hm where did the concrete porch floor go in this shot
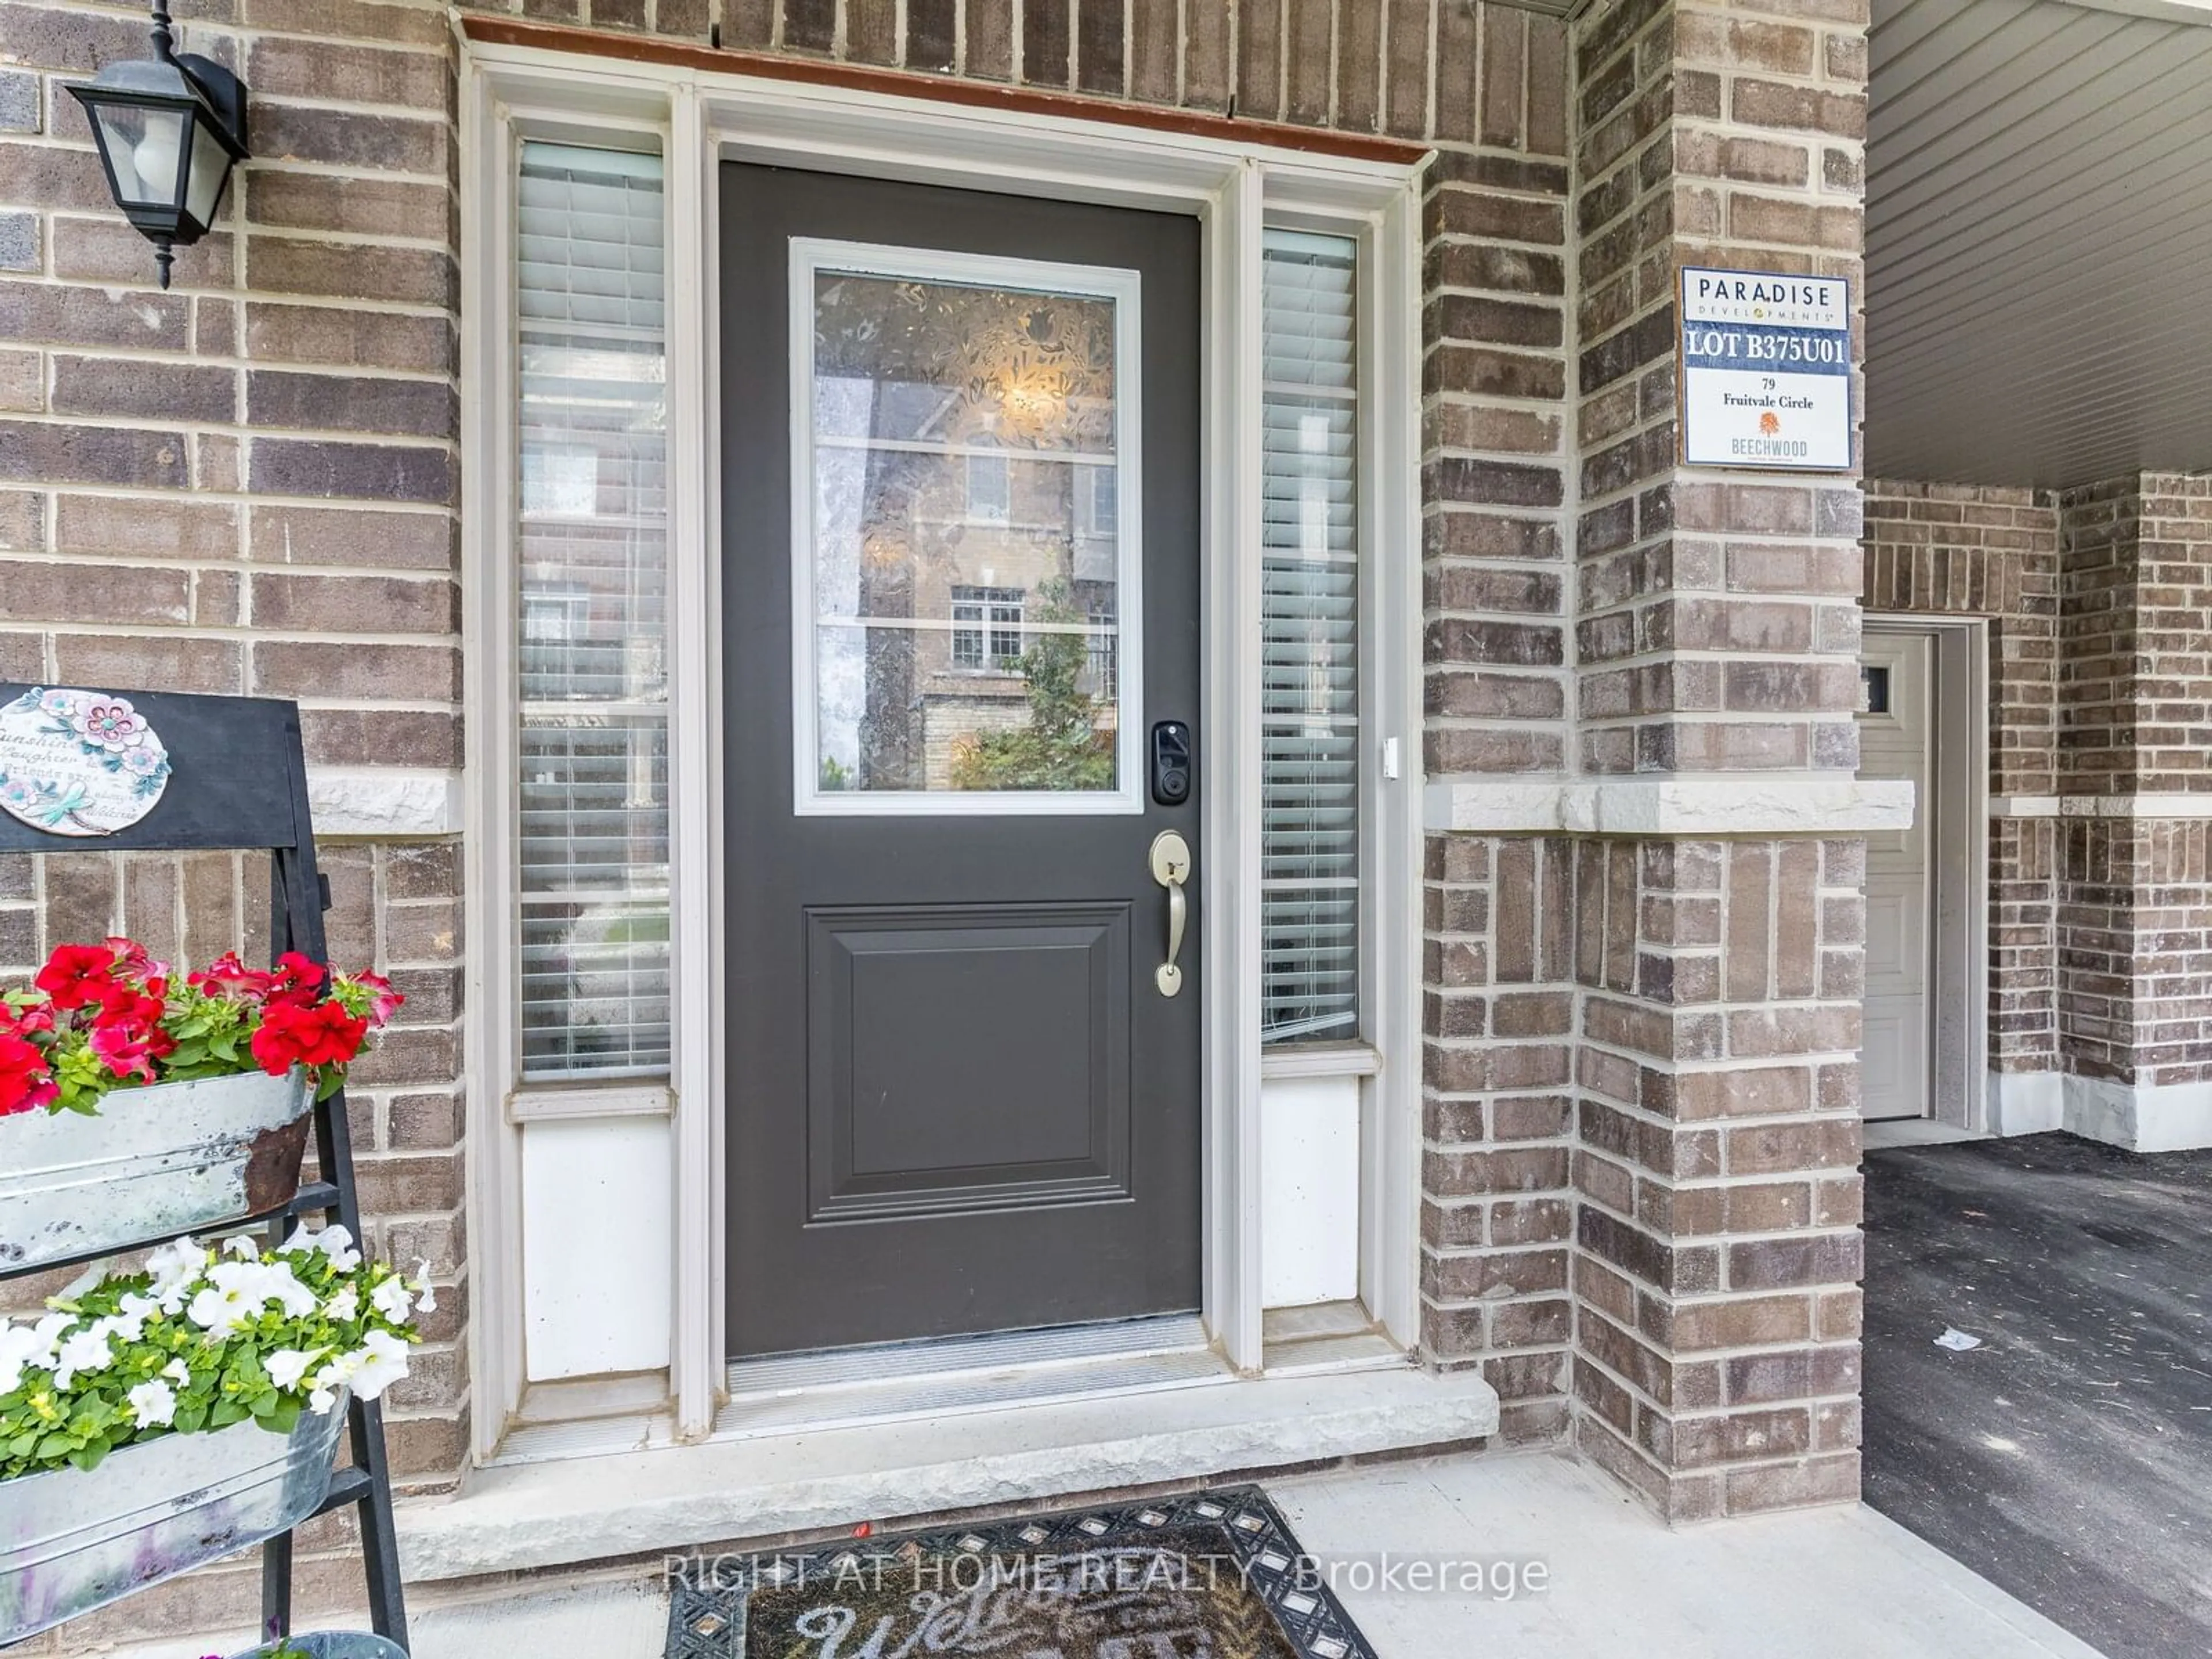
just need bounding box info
[103,1452,2099,1659]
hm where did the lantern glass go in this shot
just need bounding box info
[183,113,229,225]
[89,104,190,209]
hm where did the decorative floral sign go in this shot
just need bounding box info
[0,687,171,838]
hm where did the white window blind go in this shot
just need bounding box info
[1260,230,1361,1046]
[515,143,671,1081]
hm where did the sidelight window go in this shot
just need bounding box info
[513,142,672,1081]
[1259,229,1361,1046]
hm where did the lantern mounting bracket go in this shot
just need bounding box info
[173,56,248,156]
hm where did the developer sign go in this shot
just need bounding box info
[1679,267,1852,471]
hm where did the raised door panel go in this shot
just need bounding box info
[805,904,1132,1221]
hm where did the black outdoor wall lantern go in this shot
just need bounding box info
[65,1,249,289]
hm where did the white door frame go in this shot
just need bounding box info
[1861,613,1989,1130]
[461,40,1429,1455]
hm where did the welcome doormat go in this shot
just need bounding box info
[665,1486,1378,1659]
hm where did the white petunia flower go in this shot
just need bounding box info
[187,1282,256,1335]
[242,1260,320,1319]
[222,1234,262,1260]
[0,1320,51,1396]
[52,1327,115,1389]
[93,1308,144,1345]
[31,1311,71,1357]
[264,1348,320,1391]
[162,1358,191,1385]
[369,1278,414,1324]
[282,1222,361,1273]
[308,1358,351,1415]
[340,1329,411,1402]
[126,1378,177,1427]
[147,1239,211,1311]
[413,1262,438,1315]
[194,1259,320,1326]
[324,1287,359,1323]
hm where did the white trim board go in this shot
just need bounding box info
[1425,775,1916,836]
[461,39,1432,1459]
[1986,1070,2212,1152]
[2057,0,2212,25]
[1861,614,1989,1134]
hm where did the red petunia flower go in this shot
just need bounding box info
[346,971,405,1028]
[250,999,369,1075]
[89,1022,164,1084]
[264,952,327,1010]
[97,980,169,1039]
[103,936,166,980]
[190,951,276,1003]
[0,1000,53,1039]
[35,942,118,1012]
[0,1032,55,1116]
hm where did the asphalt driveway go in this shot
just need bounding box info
[1862,1132,2212,1657]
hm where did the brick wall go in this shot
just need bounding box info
[1862,480,2058,795]
[2055,475,2212,799]
[2055,818,2212,1089]
[1865,472,2212,1104]
[0,0,461,1643]
[1410,6,1583,1448]
[1422,834,1577,1444]
[0,0,465,1467]
[2057,476,2143,799]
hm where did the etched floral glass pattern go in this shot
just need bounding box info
[808,265,1127,798]
[514,144,670,1080]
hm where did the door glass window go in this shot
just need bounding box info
[794,241,1143,813]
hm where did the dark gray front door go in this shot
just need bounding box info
[721,163,1203,1358]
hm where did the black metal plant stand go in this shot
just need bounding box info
[0,685,408,1650]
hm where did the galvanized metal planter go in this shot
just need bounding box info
[0,1395,347,1644]
[0,1066,312,1271]
[233,1634,409,1658]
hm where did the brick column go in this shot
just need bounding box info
[2051,475,2212,1145]
[1565,0,1871,1518]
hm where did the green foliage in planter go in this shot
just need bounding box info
[0,1229,429,1480]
